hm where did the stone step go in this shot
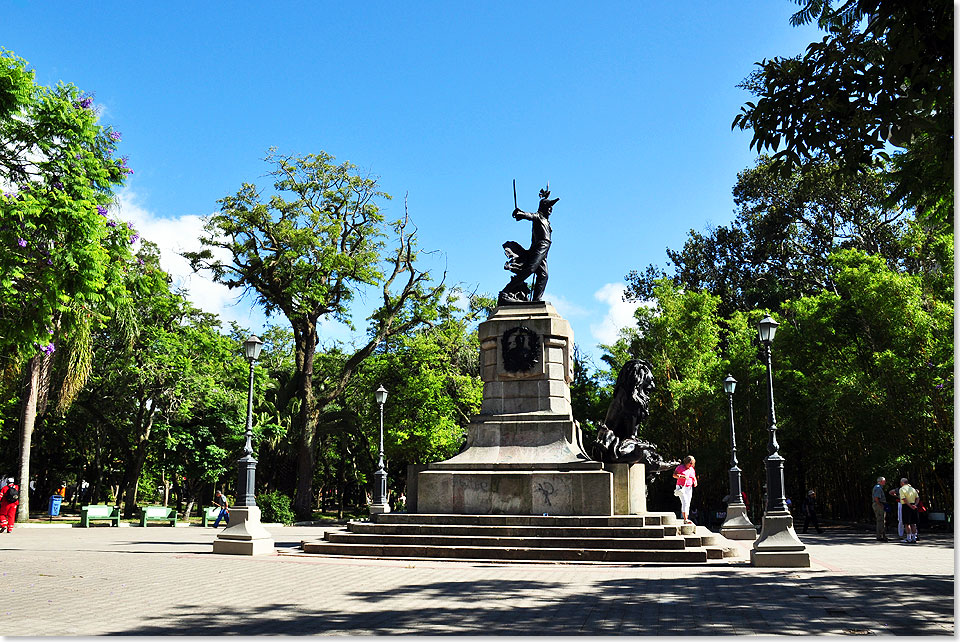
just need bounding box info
[326,531,691,550]
[372,513,678,527]
[300,541,710,563]
[348,522,680,538]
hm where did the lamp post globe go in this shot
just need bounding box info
[371,385,390,514]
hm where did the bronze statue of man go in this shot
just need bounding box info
[499,185,559,305]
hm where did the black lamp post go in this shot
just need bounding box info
[757,315,788,514]
[750,314,808,566]
[720,373,756,540]
[237,334,263,507]
[723,374,744,504]
[371,385,390,514]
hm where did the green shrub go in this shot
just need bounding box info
[256,490,295,525]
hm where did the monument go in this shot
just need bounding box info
[416,185,651,515]
[301,183,737,563]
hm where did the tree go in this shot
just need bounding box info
[0,50,135,518]
[63,242,251,517]
[626,156,907,317]
[603,281,731,507]
[732,0,953,228]
[334,291,487,507]
[777,249,954,515]
[185,150,445,518]
[569,346,611,446]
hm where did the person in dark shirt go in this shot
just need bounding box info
[801,489,823,534]
[212,491,230,528]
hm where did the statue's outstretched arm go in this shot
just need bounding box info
[513,208,534,221]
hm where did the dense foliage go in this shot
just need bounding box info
[732,0,953,229]
[0,50,138,518]
[610,0,953,521]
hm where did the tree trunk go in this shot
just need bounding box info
[119,397,156,518]
[17,353,53,521]
[292,321,318,520]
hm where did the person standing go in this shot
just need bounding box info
[0,478,20,533]
[212,490,230,528]
[802,489,823,534]
[673,455,698,524]
[872,477,888,541]
[888,486,904,538]
[898,478,920,543]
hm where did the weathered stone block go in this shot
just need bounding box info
[608,463,647,514]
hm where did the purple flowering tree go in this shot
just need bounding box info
[0,50,137,519]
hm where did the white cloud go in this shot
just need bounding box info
[113,188,264,331]
[589,283,649,346]
[550,293,590,319]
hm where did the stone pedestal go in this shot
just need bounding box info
[750,511,809,567]
[720,502,758,540]
[212,506,276,556]
[416,301,616,515]
[609,463,647,515]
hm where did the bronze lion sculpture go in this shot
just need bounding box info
[593,359,677,473]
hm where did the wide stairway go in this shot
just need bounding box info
[300,512,739,563]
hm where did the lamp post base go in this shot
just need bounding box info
[212,506,275,556]
[369,502,391,515]
[750,510,809,567]
[720,502,757,540]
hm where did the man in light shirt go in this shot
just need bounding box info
[898,478,920,543]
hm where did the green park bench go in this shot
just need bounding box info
[79,504,121,527]
[138,505,178,527]
[201,506,226,527]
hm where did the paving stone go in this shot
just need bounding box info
[0,526,952,635]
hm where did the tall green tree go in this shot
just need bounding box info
[776,249,954,514]
[625,156,906,317]
[185,150,445,518]
[732,0,953,228]
[0,50,135,518]
[603,280,742,510]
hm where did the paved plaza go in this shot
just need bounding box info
[1,524,954,635]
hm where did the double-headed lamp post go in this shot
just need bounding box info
[719,374,756,540]
[751,315,808,566]
[370,385,391,515]
[238,334,263,507]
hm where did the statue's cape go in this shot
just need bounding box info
[502,241,527,273]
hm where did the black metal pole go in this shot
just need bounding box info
[727,390,743,504]
[762,343,788,513]
[373,400,387,506]
[237,357,257,507]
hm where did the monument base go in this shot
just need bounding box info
[414,303,660,517]
[417,466,612,515]
[750,511,809,567]
[369,502,391,515]
[212,506,275,556]
[720,503,757,540]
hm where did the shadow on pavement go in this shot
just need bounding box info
[108,572,954,636]
[797,530,954,549]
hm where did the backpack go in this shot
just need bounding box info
[4,486,18,502]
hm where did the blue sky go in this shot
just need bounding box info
[4,2,822,363]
